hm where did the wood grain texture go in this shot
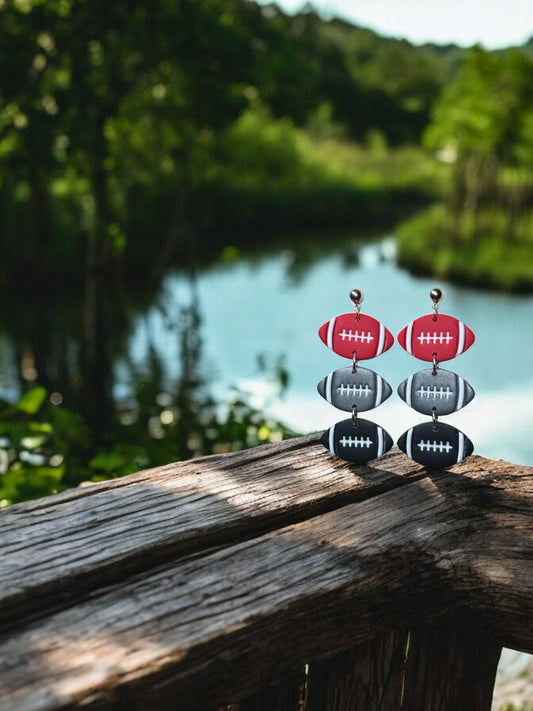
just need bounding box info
[0,436,425,625]
[306,629,409,711]
[0,437,531,711]
[239,671,305,711]
[401,625,502,711]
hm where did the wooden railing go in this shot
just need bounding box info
[0,434,531,711]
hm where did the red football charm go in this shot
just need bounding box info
[397,313,475,362]
[318,313,394,360]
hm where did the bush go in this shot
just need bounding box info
[397,204,533,292]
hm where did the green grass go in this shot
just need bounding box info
[397,204,533,293]
[220,104,448,196]
[201,103,447,235]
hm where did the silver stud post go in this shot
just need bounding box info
[349,288,364,321]
[430,287,444,321]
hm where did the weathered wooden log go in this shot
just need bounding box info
[0,437,531,711]
[0,434,425,627]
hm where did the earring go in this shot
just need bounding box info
[317,288,394,464]
[396,287,476,467]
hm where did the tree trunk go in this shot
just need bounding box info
[80,119,114,434]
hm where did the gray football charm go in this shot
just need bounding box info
[321,418,393,464]
[397,368,475,416]
[317,366,392,412]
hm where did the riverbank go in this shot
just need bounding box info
[1,132,443,295]
[396,204,533,293]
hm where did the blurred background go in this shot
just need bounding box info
[3,0,533,502]
[1,0,533,705]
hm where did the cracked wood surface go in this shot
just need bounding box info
[0,436,531,710]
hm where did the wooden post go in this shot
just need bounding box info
[306,629,409,711]
[401,625,502,711]
[238,671,306,711]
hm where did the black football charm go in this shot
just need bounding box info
[397,368,475,416]
[317,366,392,412]
[321,418,393,464]
[398,421,474,468]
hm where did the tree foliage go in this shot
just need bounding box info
[0,0,456,273]
[425,47,533,234]
[397,46,533,291]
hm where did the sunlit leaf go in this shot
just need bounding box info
[17,387,47,415]
[20,435,46,449]
[89,451,128,472]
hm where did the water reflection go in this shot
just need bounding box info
[0,284,145,413]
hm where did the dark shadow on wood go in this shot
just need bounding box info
[239,669,306,711]
[306,629,409,711]
[402,624,501,711]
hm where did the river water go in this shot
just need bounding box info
[128,234,533,466]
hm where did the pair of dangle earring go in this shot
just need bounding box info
[318,288,475,468]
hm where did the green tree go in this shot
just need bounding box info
[425,47,533,239]
[0,0,265,435]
